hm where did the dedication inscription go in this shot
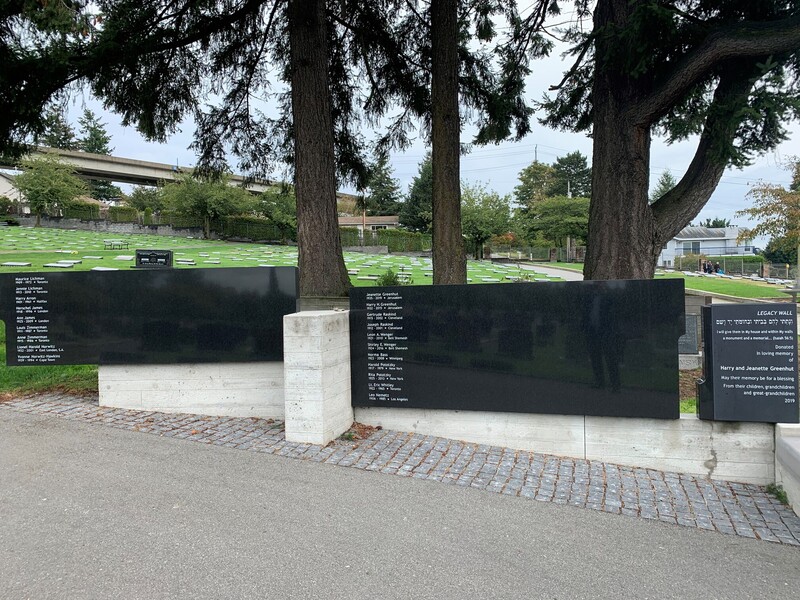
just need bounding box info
[698,304,799,423]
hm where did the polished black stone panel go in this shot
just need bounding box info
[0,267,298,365]
[698,304,799,423]
[350,279,685,419]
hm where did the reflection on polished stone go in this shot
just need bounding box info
[0,267,298,365]
[350,280,684,419]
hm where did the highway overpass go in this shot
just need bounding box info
[0,147,276,193]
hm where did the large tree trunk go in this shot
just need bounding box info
[583,0,659,280]
[430,0,466,285]
[584,0,762,280]
[584,112,660,280]
[289,0,351,297]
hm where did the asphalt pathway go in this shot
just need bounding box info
[1,400,799,599]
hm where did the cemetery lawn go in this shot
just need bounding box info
[0,323,97,397]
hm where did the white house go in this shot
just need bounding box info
[338,215,400,233]
[0,172,22,203]
[659,226,755,267]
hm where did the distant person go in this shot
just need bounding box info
[714,262,721,274]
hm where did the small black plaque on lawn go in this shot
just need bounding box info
[697,304,799,423]
[349,279,685,420]
[135,249,173,268]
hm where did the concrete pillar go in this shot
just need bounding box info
[283,310,353,444]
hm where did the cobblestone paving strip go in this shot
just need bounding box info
[3,393,800,546]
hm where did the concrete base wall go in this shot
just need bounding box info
[776,424,800,516]
[98,363,284,419]
[354,407,775,485]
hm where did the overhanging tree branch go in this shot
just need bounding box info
[651,62,762,241]
[632,14,800,126]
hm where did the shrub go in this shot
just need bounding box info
[376,269,401,286]
[215,215,283,241]
[0,196,12,215]
[339,227,363,247]
[376,229,432,252]
[63,200,100,220]
[108,205,139,223]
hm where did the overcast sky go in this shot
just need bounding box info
[59,17,799,242]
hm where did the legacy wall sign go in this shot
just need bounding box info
[350,279,685,419]
[697,304,799,423]
[0,267,298,365]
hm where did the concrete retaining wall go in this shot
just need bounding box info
[354,407,775,485]
[98,362,284,419]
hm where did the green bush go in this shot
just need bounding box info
[108,205,139,223]
[215,215,283,241]
[63,200,100,220]
[159,210,203,229]
[376,229,432,252]
[143,207,153,225]
[0,196,12,215]
[376,269,401,286]
[339,227,363,247]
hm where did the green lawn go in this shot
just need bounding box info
[0,226,570,286]
[544,261,789,299]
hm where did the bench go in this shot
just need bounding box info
[104,240,130,250]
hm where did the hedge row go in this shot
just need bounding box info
[108,205,139,223]
[215,215,284,241]
[63,201,101,220]
[340,227,432,252]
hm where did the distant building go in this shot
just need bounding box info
[659,226,755,267]
[338,215,400,233]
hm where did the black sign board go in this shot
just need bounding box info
[350,279,685,420]
[0,267,298,365]
[135,249,173,268]
[698,304,799,423]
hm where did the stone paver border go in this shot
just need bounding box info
[2,393,799,546]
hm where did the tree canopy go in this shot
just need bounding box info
[13,155,88,226]
[460,183,511,259]
[522,0,800,279]
[736,158,800,258]
[365,154,402,217]
[161,174,254,239]
[400,154,433,233]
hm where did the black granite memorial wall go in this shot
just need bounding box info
[349,279,685,419]
[0,267,298,365]
[697,304,799,423]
